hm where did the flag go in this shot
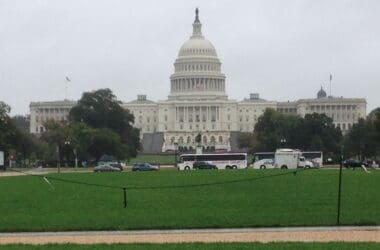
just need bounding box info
[329,74,332,81]
[65,76,71,82]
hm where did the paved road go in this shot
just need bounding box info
[0,226,379,244]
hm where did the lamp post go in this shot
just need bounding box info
[280,138,287,147]
[64,140,70,167]
[64,140,78,168]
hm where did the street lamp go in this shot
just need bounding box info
[64,140,70,167]
[64,140,78,169]
[280,138,287,147]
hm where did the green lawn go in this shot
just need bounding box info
[127,154,176,165]
[1,243,379,250]
[0,169,379,231]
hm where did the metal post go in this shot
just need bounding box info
[174,143,178,169]
[123,188,127,208]
[57,145,61,173]
[74,148,78,169]
[337,146,343,225]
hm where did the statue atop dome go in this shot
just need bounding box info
[195,8,199,22]
[192,8,202,37]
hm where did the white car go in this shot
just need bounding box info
[253,159,275,169]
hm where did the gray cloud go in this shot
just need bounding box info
[1,0,379,115]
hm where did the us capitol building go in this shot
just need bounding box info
[29,9,367,153]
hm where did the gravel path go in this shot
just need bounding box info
[0,226,379,245]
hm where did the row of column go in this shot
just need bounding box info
[175,106,220,123]
[171,78,225,92]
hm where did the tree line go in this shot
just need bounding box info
[1,89,380,167]
[238,108,380,162]
[0,89,140,167]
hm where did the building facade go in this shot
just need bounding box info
[29,9,367,151]
[277,87,366,133]
[29,100,76,134]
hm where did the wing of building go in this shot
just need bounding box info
[29,9,367,153]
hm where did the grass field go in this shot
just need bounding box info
[1,243,379,250]
[0,169,379,231]
[126,154,176,165]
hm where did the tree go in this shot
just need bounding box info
[11,115,30,133]
[247,109,342,159]
[0,102,42,166]
[344,108,380,160]
[237,132,257,153]
[69,88,139,158]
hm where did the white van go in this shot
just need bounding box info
[274,149,313,169]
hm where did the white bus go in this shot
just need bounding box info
[178,153,247,170]
[302,151,323,167]
[252,152,275,163]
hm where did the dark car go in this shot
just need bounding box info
[343,159,368,169]
[94,165,121,172]
[132,163,160,171]
[193,161,217,170]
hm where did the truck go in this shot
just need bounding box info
[274,148,314,169]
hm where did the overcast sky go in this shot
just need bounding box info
[1,0,379,115]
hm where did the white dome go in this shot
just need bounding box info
[169,8,227,101]
[178,37,217,57]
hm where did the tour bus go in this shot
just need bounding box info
[252,152,275,163]
[178,153,247,170]
[302,151,323,167]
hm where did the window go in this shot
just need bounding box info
[210,136,216,143]
[164,115,167,122]
[218,136,223,143]
[203,136,208,143]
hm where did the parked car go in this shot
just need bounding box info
[94,164,121,172]
[132,163,160,171]
[97,161,124,171]
[343,159,368,169]
[193,161,217,170]
[253,159,275,169]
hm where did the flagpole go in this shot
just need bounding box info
[65,79,68,100]
[329,74,332,97]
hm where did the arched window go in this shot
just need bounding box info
[179,136,184,144]
[210,136,216,143]
[203,136,208,143]
[187,136,191,144]
[219,136,223,143]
